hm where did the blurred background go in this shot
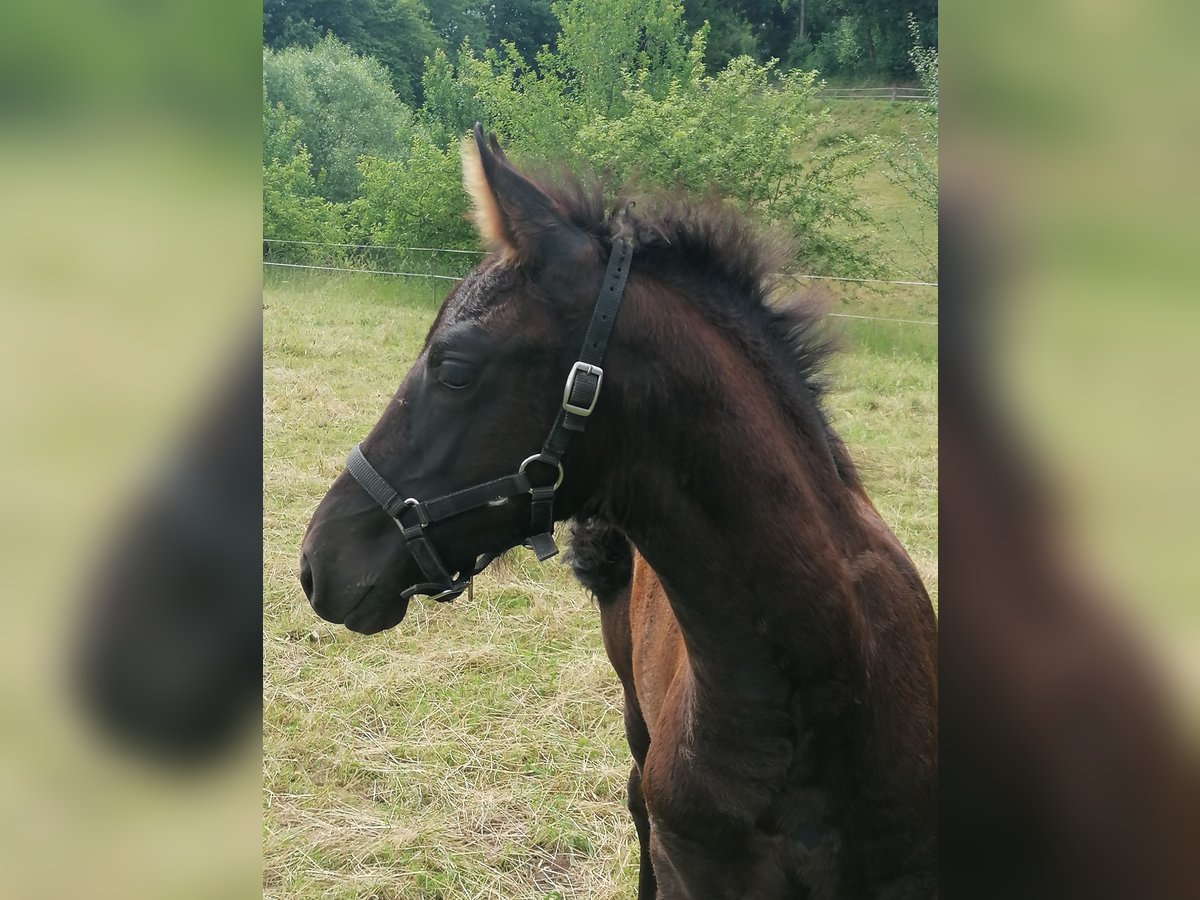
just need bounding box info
[0,0,1196,896]
[0,1,261,897]
[950,0,1200,695]
[944,2,1200,896]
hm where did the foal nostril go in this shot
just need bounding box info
[299,553,315,604]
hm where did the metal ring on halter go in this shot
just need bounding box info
[518,454,564,490]
[400,497,430,527]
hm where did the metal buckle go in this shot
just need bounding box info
[518,454,564,490]
[562,361,603,417]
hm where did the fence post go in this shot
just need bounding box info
[891,86,897,101]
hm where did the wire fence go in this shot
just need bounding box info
[818,86,931,101]
[263,239,938,327]
[263,260,463,281]
[265,238,485,255]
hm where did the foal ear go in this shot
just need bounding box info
[461,123,593,276]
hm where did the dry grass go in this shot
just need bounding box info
[263,266,937,898]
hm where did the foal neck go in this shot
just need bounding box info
[603,286,877,691]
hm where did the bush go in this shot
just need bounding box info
[263,150,347,261]
[351,136,478,252]
[829,16,863,75]
[577,50,878,276]
[263,0,441,103]
[869,15,938,275]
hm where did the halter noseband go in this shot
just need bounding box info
[344,235,634,603]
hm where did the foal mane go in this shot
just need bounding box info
[524,166,860,488]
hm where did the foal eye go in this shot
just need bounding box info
[435,359,475,390]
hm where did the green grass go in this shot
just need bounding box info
[263,262,936,898]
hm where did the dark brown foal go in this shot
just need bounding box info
[303,127,937,898]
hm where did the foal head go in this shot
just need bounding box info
[300,127,617,633]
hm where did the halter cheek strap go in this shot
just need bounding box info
[344,236,634,602]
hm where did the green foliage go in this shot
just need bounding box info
[909,15,939,116]
[350,136,477,250]
[452,43,583,159]
[262,0,441,103]
[829,16,863,73]
[424,0,490,53]
[681,0,759,73]
[263,88,303,167]
[550,0,691,117]
[419,47,484,148]
[578,52,879,276]
[263,149,346,260]
[791,14,863,80]
[263,86,346,259]
[784,0,938,81]
[263,36,418,202]
[260,2,939,279]
[874,17,937,212]
[422,16,883,276]
[482,0,559,68]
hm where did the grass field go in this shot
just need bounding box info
[263,243,936,897]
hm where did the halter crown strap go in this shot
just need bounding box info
[344,235,634,600]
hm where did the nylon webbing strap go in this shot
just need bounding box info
[421,474,525,522]
[527,485,557,560]
[543,236,633,457]
[579,236,632,367]
[402,529,454,587]
[346,444,406,517]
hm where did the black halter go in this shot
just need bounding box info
[344,236,634,603]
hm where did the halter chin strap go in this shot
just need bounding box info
[344,235,634,602]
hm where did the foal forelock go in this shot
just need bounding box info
[432,259,511,331]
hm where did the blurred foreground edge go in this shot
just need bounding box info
[72,325,263,764]
[939,194,1200,900]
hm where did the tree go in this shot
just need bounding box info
[681,0,760,73]
[420,47,485,148]
[871,15,937,275]
[424,0,490,54]
[263,37,418,202]
[484,0,559,67]
[262,89,345,258]
[550,0,693,117]
[262,0,441,103]
[785,0,938,80]
[453,42,584,161]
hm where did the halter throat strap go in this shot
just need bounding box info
[344,235,634,601]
